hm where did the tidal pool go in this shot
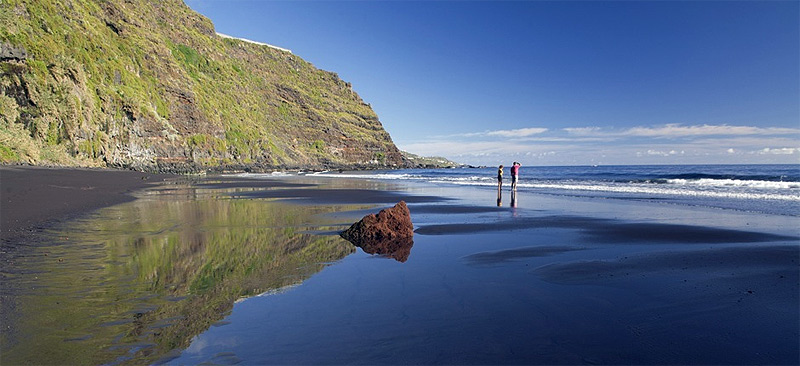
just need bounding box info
[0,180,364,365]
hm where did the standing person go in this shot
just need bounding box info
[497,165,504,206]
[497,165,504,190]
[511,162,521,191]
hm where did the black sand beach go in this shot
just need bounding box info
[0,166,173,242]
[1,169,797,365]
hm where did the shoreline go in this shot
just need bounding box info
[0,166,175,243]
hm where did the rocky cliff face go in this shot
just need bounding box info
[0,0,407,172]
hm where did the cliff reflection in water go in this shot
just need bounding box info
[1,184,357,365]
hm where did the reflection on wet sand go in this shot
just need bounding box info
[352,237,414,262]
[464,245,585,265]
[0,183,357,365]
[494,189,517,208]
[510,190,518,208]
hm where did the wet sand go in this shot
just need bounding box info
[173,175,798,365]
[1,171,797,364]
[414,214,797,243]
[0,166,173,242]
[1,166,176,351]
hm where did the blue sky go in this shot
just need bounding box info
[185,0,799,166]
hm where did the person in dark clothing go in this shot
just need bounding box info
[497,165,504,206]
[497,165,504,189]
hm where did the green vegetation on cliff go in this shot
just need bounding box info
[0,0,406,171]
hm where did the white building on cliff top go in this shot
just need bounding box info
[216,33,292,53]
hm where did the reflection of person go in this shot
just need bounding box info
[510,162,521,191]
[497,165,504,190]
[511,189,517,208]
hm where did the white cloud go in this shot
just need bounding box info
[515,136,615,143]
[757,147,799,155]
[639,149,684,157]
[623,124,800,137]
[399,141,513,156]
[562,124,800,138]
[563,127,602,136]
[485,127,548,137]
[398,123,800,165]
[436,127,549,139]
[691,136,800,147]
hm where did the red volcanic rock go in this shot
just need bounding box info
[341,201,413,242]
[340,201,414,262]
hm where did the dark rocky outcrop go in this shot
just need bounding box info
[340,201,414,262]
[0,43,27,61]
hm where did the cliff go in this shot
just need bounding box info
[0,0,407,172]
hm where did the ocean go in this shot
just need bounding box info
[301,164,800,217]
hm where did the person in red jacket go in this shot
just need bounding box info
[510,162,520,191]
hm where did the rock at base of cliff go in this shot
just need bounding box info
[340,201,414,262]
